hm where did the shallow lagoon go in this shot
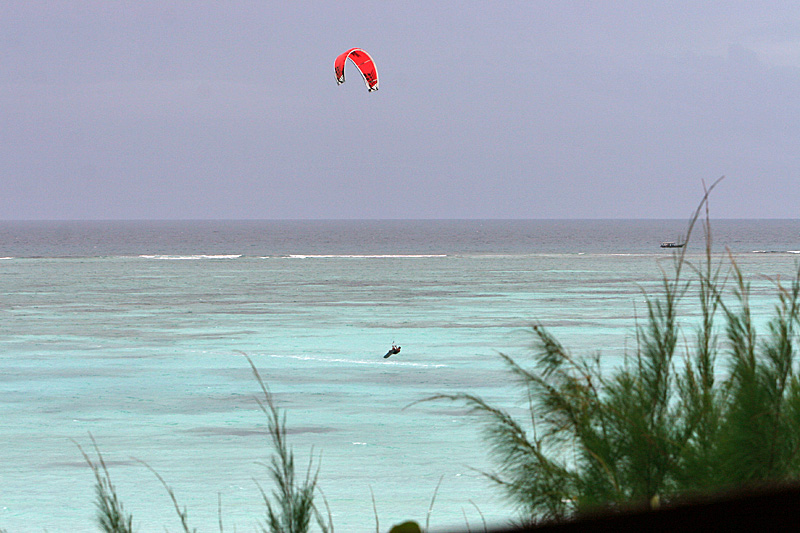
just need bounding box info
[1,220,799,531]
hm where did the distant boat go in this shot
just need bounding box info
[660,241,685,248]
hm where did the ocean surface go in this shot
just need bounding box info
[2,219,800,532]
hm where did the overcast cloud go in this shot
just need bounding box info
[2,1,799,219]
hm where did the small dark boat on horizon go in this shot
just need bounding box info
[660,241,685,248]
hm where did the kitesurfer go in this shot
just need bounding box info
[384,344,401,359]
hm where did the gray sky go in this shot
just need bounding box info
[2,1,799,220]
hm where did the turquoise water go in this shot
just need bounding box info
[1,220,799,531]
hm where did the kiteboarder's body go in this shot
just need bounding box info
[384,344,401,359]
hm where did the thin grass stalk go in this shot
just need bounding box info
[138,460,196,533]
[468,500,488,533]
[218,493,224,533]
[425,476,444,532]
[370,486,380,533]
[314,486,334,533]
[247,356,331,533]
[76,435,134,533]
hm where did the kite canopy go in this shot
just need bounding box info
[334,48,379,92]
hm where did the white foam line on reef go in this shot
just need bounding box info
[751,250,800,254]
[139,254,243,260]
[281,254,447,259]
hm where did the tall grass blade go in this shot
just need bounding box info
[76,435,134,533]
